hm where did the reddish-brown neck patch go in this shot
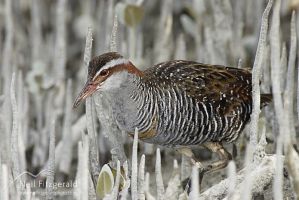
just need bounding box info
[110,62,144,77]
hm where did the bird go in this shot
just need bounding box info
[73,52,271,175]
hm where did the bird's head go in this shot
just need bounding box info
[73,52,142,108]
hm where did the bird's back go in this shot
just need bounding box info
[135,60,269,146]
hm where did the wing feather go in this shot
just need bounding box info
[142,60,252,116]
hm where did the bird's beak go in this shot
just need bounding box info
[73,81,97,108]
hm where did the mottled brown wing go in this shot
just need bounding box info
[142,60,252,116]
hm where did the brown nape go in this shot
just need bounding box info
[109,62,144,77]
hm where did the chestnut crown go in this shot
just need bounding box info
[87,52,124,80]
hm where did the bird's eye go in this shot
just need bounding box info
[99,69,109,76]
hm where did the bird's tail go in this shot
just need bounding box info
[261,94,272,108]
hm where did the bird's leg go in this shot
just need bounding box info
[202,142,232,174]
[176,147,205,169]
[232,143,238,159]
[177,143,232,188]
[176,147,205,192]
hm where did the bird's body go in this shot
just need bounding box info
[109,60,254,147]
[74,52,271,174]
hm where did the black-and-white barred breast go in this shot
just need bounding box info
[134,60,270,147]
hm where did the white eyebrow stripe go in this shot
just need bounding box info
[93,58,129,80]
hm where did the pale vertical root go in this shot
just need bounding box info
[1,0,13,164]
[204,27,216,64]
[86,95,100,186]
[285,146,299,199]
[59,79,73,174]
[144,172,150,195]
[189,166,199,199]
[110,15,118,52]
[95,0,109,53]
[174,34,186,60]
[2,1,13,156]
[74,141,83,199]
[78,26,93,82]
[241,122,266,200]
[10,73,23,194]
[270,0,285,129]
[144,172,155,200]
[84,27,101,189]
[17,72,26,175]
[86,96,100,187]
[84,27,93,67]
[111,160,121,200]
[232,0,245,63]
[284,13,299,199]
[164,160,181,199]
[25,183,32,200]
[82,135,90,200]
[53,0,66,81]
[180,154,192,182]
[31,0,42,61]
[138,154,146,200]
[120,161,129,200]
[154,0,173,63]
[209,0,234,65]
[41,114,87,173]
[285,11,297,146]
[156,148,165,200]
[280,43,287,91]
[250,0,273,145]
[145,172,156,200]
[226,161,237,199]
[298,27,299,130]
[106,0,114,50]
[145,172,155,200]
[2,165,9,200]
[0,155,1,197]
[198,155,281,200]
[46,119,56,200]
[93,9,127,167]
[131,128,139,200]
[237,58,243,68]
[270,0,292,199]
[192,0,205,61]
